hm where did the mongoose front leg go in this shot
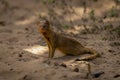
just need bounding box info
[46,39,55,58]
[44,37,54,58]
[49,47,55,58]
[48,45,51,58]
[45,40,51,58]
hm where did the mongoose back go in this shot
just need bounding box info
[37,20,99,60]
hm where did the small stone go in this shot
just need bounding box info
[34,70,38,73]
[113,53,117,55]
[0,21,6,26]
[10,68,13,71]
[19,54,22,57]
[60,63,67,68]
[21,52,24,54]
[27,44,30,46]
[7,63,10,66]
[114,74,120,78]
[75,58,81,61]
[101,52,104,55]
[92,71,104,78]
[23,75,28,80]
[25,28,29,31]
[73,68,79,72]
[0,41,3,43]
[108,50,115,53]
[54,62,59,66]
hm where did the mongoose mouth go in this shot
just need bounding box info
[39,28,48,34]
[39,29,46,33]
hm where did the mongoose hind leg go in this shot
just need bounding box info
[78,48,100,61]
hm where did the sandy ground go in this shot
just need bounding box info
[0,0,120,80]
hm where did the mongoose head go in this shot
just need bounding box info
[37,20,50,33]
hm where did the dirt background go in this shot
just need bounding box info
[0,0,120,80]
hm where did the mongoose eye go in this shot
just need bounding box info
[43,25,46,28]
[43,25,48,29]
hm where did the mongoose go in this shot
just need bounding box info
[37,20,99,60]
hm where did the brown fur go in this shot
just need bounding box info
[37,20,100,60]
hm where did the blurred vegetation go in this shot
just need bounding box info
[109,7,118,17]
[112,27,120,35]
[63,24,71,29]
[42,0,55,4]
[89,9,95,21]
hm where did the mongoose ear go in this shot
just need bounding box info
[45,20,49,26]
